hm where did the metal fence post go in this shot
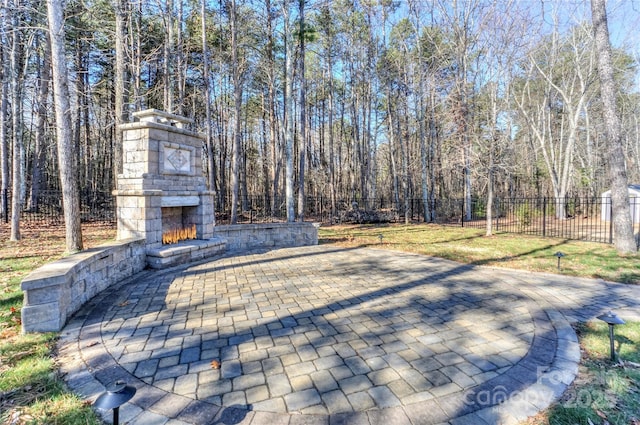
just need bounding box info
[461,199,464,228]
[542,197,547,237]
[609,198,614,244]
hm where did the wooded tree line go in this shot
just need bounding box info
[2,0,640,244]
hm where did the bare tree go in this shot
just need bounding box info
[229,0,244,223]
[0,1,8,222]
[262,0,281,217]
[113,0,128,180]
[407,0,430,223]
[9,0,24,241]
[283,2,295,222]
[202,0,217,207]
[29,33,51,212]
[438,0,480,221]
[476,0,523,236]
[591,0,637,253]
[296,0,306,222]
[47,0,83,252]
[514,22,595,219]
[316,4,337,220]
[163,0,174,112]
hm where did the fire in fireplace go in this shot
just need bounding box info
[162,224,197,245]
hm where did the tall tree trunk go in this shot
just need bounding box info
[462,101,472,221]
[386,89,400,213]
[240,105,248,211]
[175,0,184,115]
[260,93,270,210]
[74,31,82,184]
[265,0,280,216]
[229,0,242,223]
[428,92,438,221]
[0,1,8,222]
[201,0,216,225]
[47,0,83,252]
[327,59,336,222]
[297,0,306,222]
[283,5,295,222]
[408,0,429,222]
[29,34,51,212]
[591,0,637,253]
[401,102,410,224]
[10,0,23,241]
[113,0,128,182]
[131,2,142,111]
[417,65,429,223]
[164,0,174,112]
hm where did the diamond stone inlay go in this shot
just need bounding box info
[166,148,190,172]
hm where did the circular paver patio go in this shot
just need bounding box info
[58,245,640,425]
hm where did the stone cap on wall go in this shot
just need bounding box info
[118,110,204,140]
[133,109,193,128]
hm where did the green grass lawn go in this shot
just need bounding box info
[0,224,112,424]
[319,223,640,284]
[1,223,639,423]
[537,321,640,425]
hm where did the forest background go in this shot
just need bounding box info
[3,0,640,242]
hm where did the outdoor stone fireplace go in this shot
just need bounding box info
[20,110,318,331]
[114,109,225,268]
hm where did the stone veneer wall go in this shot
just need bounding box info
[214,222,319,251]
[114,109,214,248]
[21,239,146,333]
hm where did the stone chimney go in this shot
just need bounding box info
[113,109,215,249]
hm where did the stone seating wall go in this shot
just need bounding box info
[21,238,147,333]
[20,223,319,333]
[214,222,319,251]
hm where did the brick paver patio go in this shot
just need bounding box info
[58,246,640,424]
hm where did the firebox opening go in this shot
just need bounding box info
[162,206,197,245]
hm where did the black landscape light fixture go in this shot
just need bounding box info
[94,381,136,425]
[554,251,565,270]
[597,311,625,361]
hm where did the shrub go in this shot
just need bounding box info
[515,202,540,227]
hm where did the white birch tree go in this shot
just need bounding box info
[514,23,596,219]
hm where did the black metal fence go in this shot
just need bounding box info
[456,196,638,245]
[1,189,116,225]
[2,189,637,246]
[194,195,640,246]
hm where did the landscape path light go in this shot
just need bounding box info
[554,251,565,270]
[597,311,625,361]
[94,381,136,425]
